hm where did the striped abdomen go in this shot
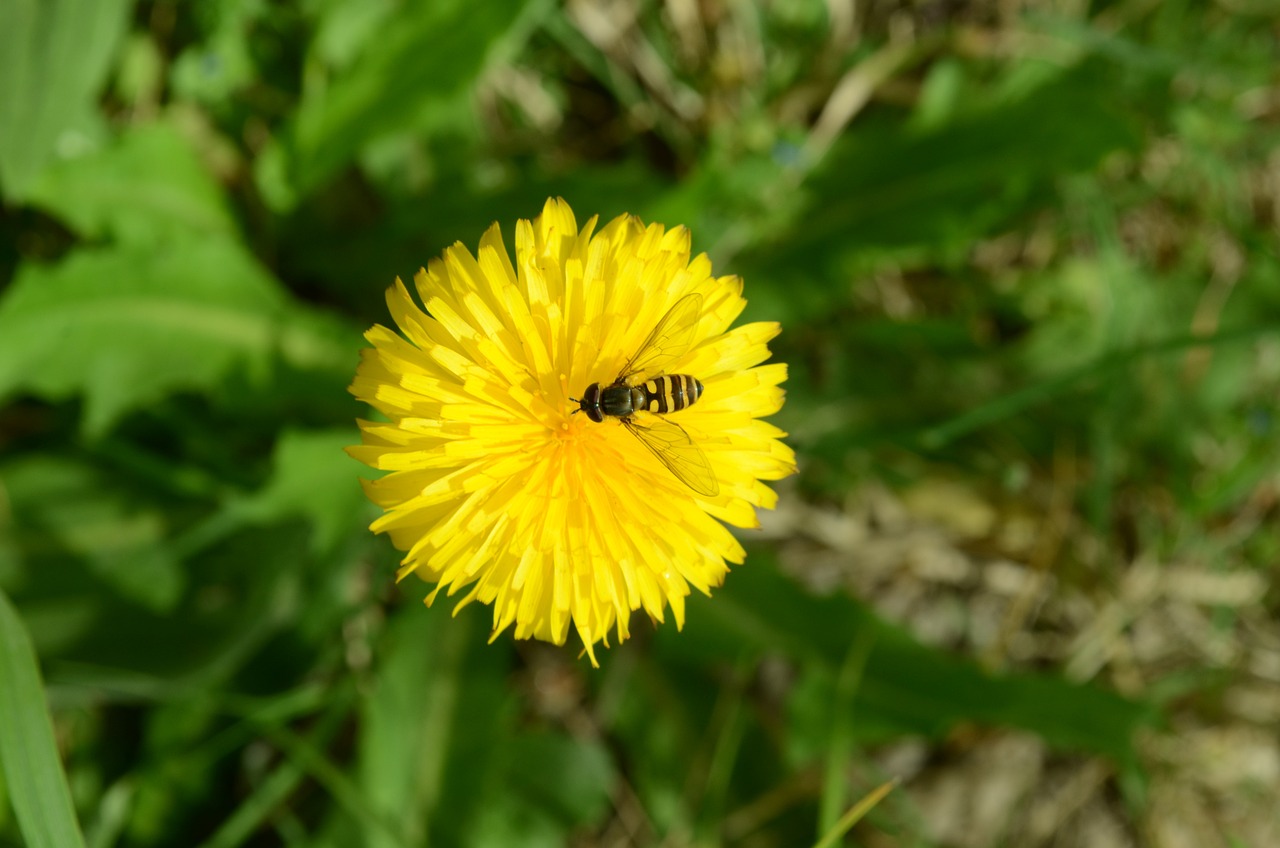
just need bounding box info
[577,374,705,423]
[639,374,703,415]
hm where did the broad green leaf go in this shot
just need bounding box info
[0,239,355,436]
[0,589,87,848]
[26,122,238,244]
[605,657,722,837]
[235,428,369,553]
[661,557,1156,768]
[266,0,537,204]
[310,0,399,68]
[29,523,317,696]
[355,605,512,848]
[501,732,615,827]
[0,772,9,833]
[466,732,617,848]
[469,806,565,848]
[348,603,613,848]
[1,455,183,614]
[0,0,132,200]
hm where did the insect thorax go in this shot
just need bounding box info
[598,382,645,418]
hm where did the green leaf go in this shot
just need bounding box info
[748,60,1141,283]
[355,605,512,848]
[267,0,538,203]
[345,603,613,848]
[310,0,400,68]
[466,732,616,848]
[235,428,369,553]
[167,4,259,107]
[0,239,355,436]
[276,157,672,310]
[502,732,615,826]
[195,687,361,848]
[0,0,132,200]
[0,589,87,848]
[26,121,238,244]
[661,557,1157,768]
[1,455,183,614]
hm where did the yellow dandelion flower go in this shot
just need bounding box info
[348,198,795,663]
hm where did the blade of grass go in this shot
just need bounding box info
[541,8,686,152]
[818,622,876,836]
[1080,192,1131,538]
[85,778,132,848]
[918,323,1274,449]
[810,779,898,848]
[666,559,1155,765]
[693,653,753,845]
[263,721,410,848]
[196,689,360,848]
[355,604,520,848]
[0,589,87,848]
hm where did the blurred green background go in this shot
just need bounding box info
[2,0,1278,845]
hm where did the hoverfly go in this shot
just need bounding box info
[571,293,720,497]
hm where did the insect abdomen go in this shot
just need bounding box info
[642,375,703,414]
[579,374,705,422]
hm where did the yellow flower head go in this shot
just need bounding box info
[348,198,795,663]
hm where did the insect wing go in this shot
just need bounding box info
[623,414,720,497]
[617,293,703,382]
